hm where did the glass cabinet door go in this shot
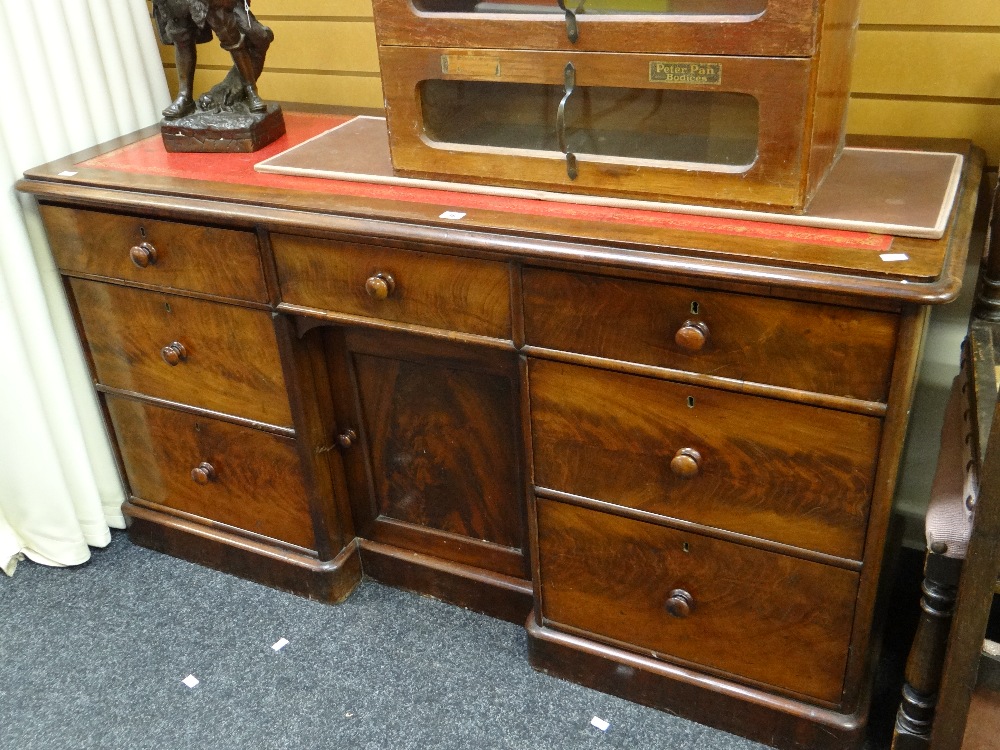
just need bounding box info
[420,79,760,170]
[380,48,814,208]
[372,0,817,56]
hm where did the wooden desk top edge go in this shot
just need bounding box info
[17,123,985,308]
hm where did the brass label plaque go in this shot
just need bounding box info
[441,55,501,77]
[649,61,722,85]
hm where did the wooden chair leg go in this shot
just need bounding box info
[893,553,963,750]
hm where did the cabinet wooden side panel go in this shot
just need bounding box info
[106,396,316,550]
[40,204,269,302]
[805,0,862,200]
[523,268,899,402]
[530,358,881,559]
[536,498,859,704]
[71,279,293,427]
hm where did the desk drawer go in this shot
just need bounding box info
[529,359,880,560]
[537,499,858,703]
[272,234,511,339]
[41,205,267,302]
[373,0,817,57]
[523,268,898,402]
[71,279,292,427]
[380,47,815,209]
[106,396,315,550]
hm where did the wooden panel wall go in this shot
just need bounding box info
[155,0,383,109]
[154,0,999,161]
[853,0,1000,166]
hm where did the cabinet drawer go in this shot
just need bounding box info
[530,359,880,559]
[523,268,898,402]
[40,205,267,302]
[380,47,816,208]
[71,280,292,427]
[537,499,858,703]
[106,396,315,550]
[374,0,817,57]
[272,234,511,339]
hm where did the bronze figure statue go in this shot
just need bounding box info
[153,0,286,152]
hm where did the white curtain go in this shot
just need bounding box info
[0,0,170,575]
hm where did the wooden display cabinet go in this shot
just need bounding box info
[373,0,860,210]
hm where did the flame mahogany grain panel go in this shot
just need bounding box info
[40,204,268,302]
[327,326,528,579]
[70,279,293,427]
[536,498,859,703]
[356,356,521,546]
[522,267,899,402]
[106,395,316,550]
[272,233,512,339]
[529,358,881,559]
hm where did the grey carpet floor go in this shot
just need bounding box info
[0,532,897,750]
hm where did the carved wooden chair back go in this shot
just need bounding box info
[892,183,1000,750]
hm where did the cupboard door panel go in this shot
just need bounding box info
[327,327,528,578]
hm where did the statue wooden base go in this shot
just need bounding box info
[161,103,285,153]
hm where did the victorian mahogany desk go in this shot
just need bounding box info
[17,114,982,750]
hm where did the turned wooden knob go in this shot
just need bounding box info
[191,462,216,485]
[675,320,709,352]
[670,448,701,479]
[160,341,187,366]
[129,242,157,268]
[665,589,694,618]
[365,273,395,300]
[336,428,358,449]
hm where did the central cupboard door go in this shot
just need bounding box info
[325,327,529,580]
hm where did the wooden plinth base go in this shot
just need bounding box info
[527,616,869,750]
[123,502,532,622]
[161,104,285,153]
[124,501,361,603]
[358,538,534,624]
